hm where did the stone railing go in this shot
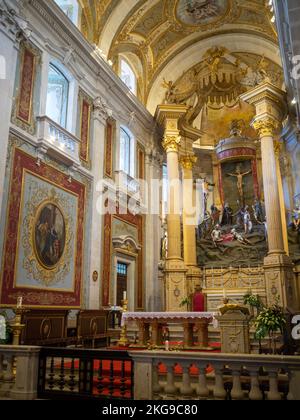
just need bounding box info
[130,351,300,400]
[37,116,81,166]
[0,345,40,400]
[115,170,141,196]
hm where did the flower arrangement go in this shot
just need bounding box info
[243,293,286,353]
[253,300,286,354]
[243,292,263,310]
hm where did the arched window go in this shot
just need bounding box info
[54,0,80,26]
[46,63,69,128]
[120,127,132,175]
[120,59,137,95]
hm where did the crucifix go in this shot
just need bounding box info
[227,165,252,202]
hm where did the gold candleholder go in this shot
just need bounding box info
[118,299,129,347]
[10,307,26,346]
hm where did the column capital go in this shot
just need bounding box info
[240,81,287,123]
[93,97,113,124]
[180,154,197,170]
[252,117,280,138]
[162,135,181,153]
[0,1,31,42]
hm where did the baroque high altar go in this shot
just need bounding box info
[157,47,300,314]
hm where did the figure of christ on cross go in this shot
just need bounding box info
[227,165,252,202]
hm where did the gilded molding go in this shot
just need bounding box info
[162,135,181,152]
[252,118,279,138]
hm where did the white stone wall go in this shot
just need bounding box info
[0,0,162,311]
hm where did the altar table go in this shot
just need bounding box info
[121,312,217,350]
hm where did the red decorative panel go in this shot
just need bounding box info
[80,99,91,162]
[251,159,261,199]
[138,146,145,180]
[217,148,256,162]
[17,47,35,124]
[0,148,86,308]
[105,120,115,178]
[218,164,225,206]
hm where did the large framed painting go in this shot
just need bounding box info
[0,148,86,308]
[34,202,66,269]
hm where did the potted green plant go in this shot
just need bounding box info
[243,292,264,316]
[254,300,286,354]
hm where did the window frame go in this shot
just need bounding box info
[120,58,137,95]
[119,126,135,177]
[46,62,70,129]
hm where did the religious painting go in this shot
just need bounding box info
[16,45,36,124]
[0,147,86,308]
[34,203,66,269]
[176,0,228,26]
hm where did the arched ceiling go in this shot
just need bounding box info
[80,0,282,147]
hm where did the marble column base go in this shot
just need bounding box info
[264,253,300,312]
[164,259,187,312]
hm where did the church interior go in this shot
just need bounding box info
[0,0,300,401]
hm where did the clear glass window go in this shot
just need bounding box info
[46,63,69,128]
[54,0,79,25]
[120,128,131,175]
[120,59,137,95]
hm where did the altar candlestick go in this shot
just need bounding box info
[17,296,23,309]
[123,291,127,301]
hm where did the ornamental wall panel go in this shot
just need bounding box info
[0,147,86,308]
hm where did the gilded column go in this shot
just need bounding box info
[163,134,182,260]
[156,105,188,311]
[180,154,202,293]
[241,82,299,311]
[274,141,289,256]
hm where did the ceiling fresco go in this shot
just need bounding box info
[79,0,281,148]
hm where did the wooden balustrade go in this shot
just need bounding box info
[130,351,300,400]
[37,347,134,400]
